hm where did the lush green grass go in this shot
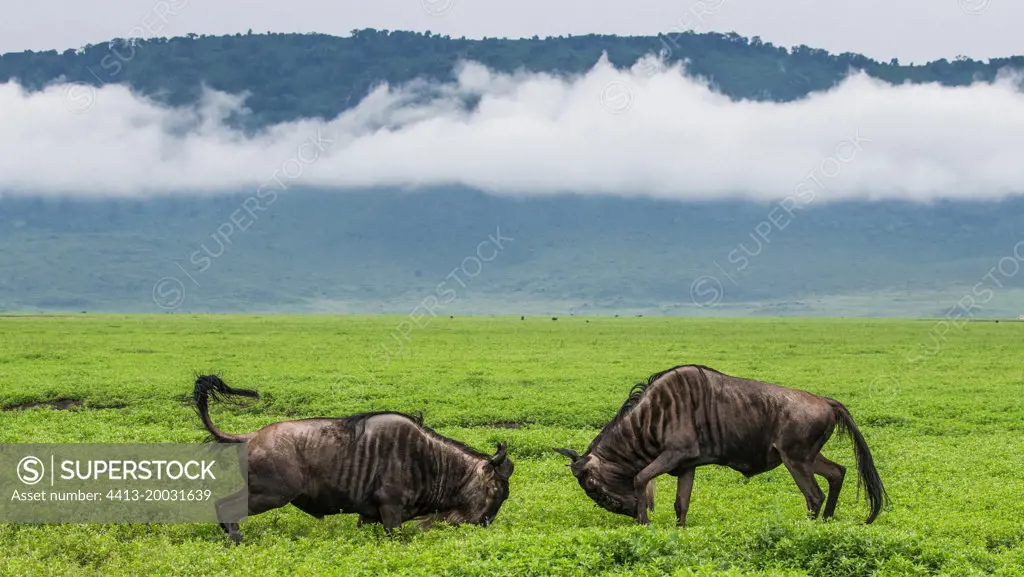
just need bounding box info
[0,315,1022,576]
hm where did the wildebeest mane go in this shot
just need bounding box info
[586,364,723,453]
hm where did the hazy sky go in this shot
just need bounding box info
[1,0,1021,63]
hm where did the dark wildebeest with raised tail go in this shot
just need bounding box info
[554,365,888,526]
[193,375,514,544]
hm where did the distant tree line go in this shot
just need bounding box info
[2,29,1021,128]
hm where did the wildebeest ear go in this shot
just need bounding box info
[552,447,580,462]
[489,441,508,468]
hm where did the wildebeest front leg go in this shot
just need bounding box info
[378,504,404,537]
[674,467,695,528]
[633,451,688,524]
[356,514,379,528]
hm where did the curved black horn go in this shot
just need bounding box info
[552,447,580,462]
[490,441,508,467]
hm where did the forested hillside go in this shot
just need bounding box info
[3,29,1021,127]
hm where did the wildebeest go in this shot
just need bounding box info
[554,365,888,526]
[193,375,515,544]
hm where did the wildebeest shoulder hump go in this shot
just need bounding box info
[344,411,490,459]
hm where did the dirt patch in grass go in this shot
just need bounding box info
[4,398,83,411]
[2,399,127,411]
[92,402,128,410]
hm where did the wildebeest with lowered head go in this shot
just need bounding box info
[554,365,888,526]
[193,375,514,544]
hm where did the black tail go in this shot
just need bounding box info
[828,398,890,523]
[193,374,260,443]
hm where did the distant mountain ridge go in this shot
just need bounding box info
[3,29,1022,128]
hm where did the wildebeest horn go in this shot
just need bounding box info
[490,442,508,467]
[552,447,581,462]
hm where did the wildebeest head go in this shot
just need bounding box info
[441,442,514,526]
[553,447,652,518]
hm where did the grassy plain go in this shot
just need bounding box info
[0,315,1022,576]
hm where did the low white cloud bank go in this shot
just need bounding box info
[3,53,1024,202]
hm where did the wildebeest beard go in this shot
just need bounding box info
[583,482,631,515]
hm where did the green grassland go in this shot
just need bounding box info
[0,315,1022,576]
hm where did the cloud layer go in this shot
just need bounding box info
[3,54,1024,202]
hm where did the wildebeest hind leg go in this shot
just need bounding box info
[228,489,296,544]
[215,488,248,545]
[781,454,825,519]
[813,454,846,519]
